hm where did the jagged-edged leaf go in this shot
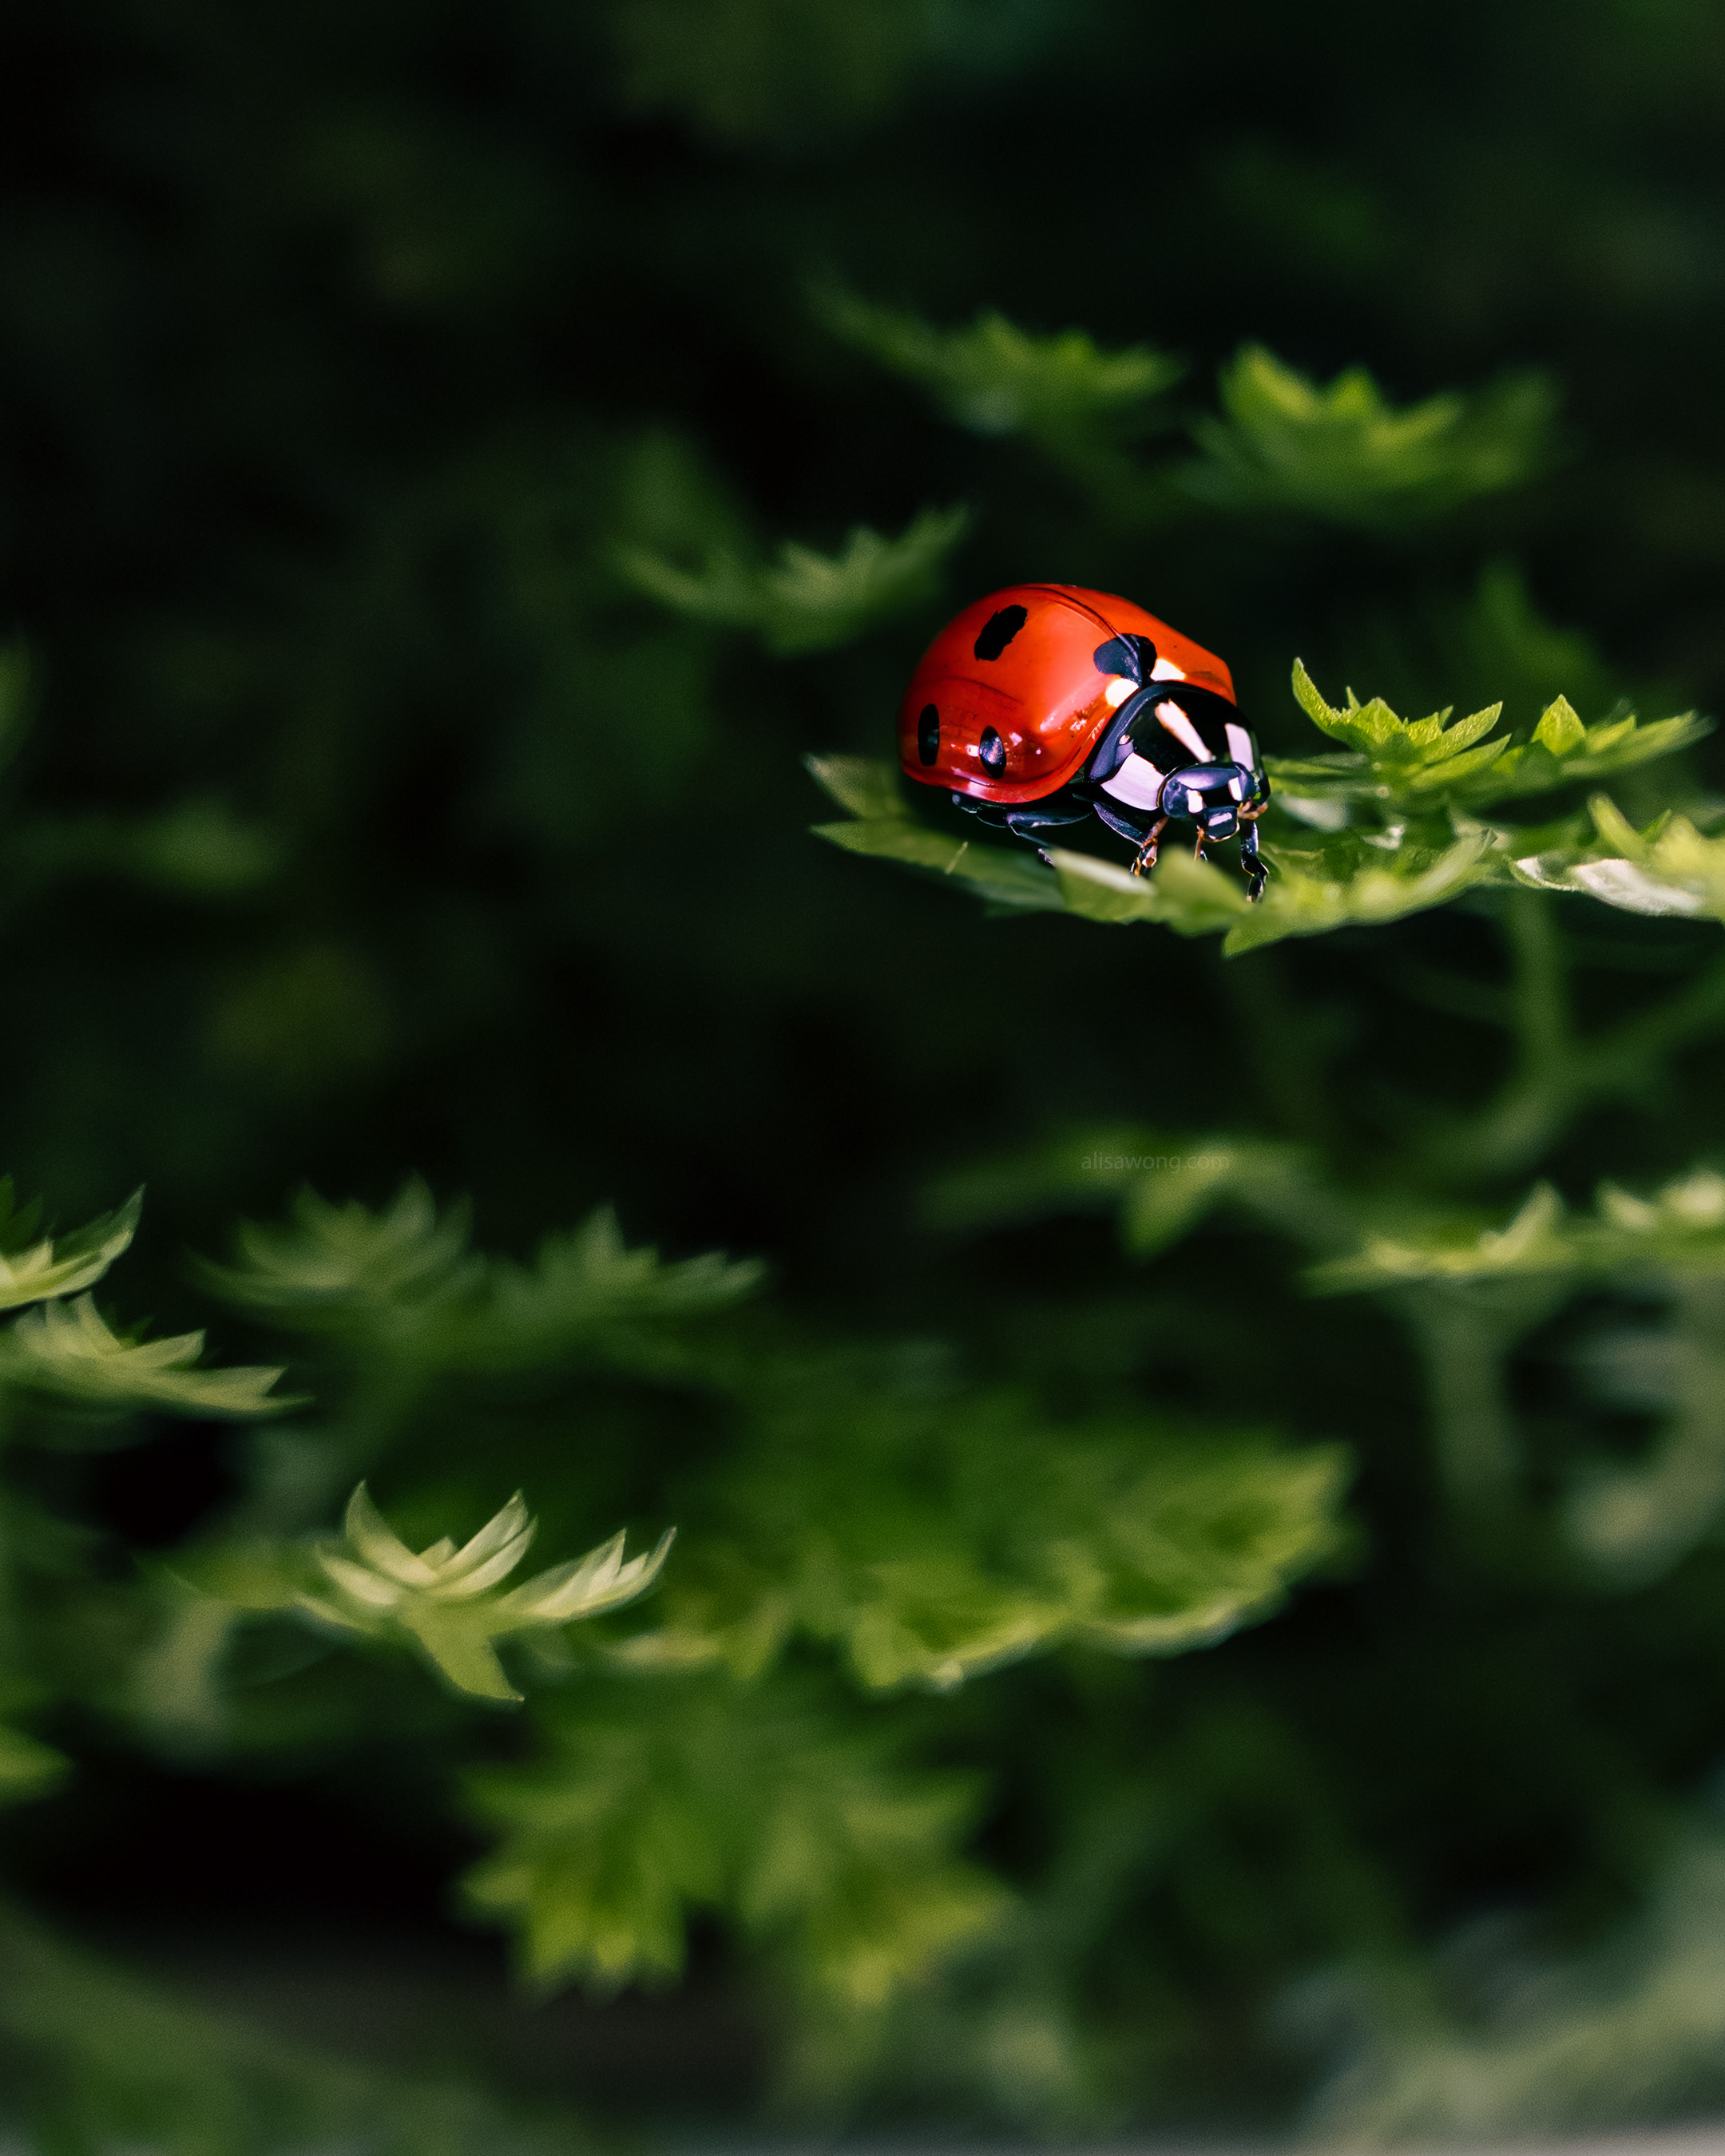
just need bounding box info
[0,1187,141,1312]
[296,1484,674,1702]
[618,505,969,656]
[806,1428,1349,1690]
[1305,1171,1725,1290]
[1282,665,1707,811]
[1309,1183,1568,1291]
[1513,793,1725,921]
[634,1385,1346,1694]
[198,1179,476,1329]
[1223,826,1498,955]
[818,287,1183,442]
[481,1208,763,1359]
[0,1296,288,1417]
[1184,346,1557,524]
[464,1674,1009,2003]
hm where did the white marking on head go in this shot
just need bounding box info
[1103,676,1136,708]
[1150,657,1187,681]
[1225,722,1254,766]
[1185,791,1204,814]
[1156,700,1208,761]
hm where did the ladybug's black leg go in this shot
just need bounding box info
[1129,815,1168,878]
[1239,814,1267,902]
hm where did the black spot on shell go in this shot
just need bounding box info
[917,703,939,765]
[1093,633,1156,683]
[974,604,1027,660]
[978,726,1006,775]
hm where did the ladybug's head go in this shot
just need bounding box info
[1158,762,1267,840]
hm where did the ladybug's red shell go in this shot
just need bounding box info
[898,585,1238,806]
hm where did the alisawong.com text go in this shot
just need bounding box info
[1080,1154,1230,1172]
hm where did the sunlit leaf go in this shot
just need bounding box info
[0,1188,141,1313]
[0,1296,288,1417]
[297,1484,674,1702]
[1281,664,1707,812]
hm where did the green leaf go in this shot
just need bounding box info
[197,1178,476,1331]
[1184,345,1558,525]
[464,1673,1010,2003]
[810,739,1507,952]
[203,1183,761,1386]
[1303,1169,1725,1293]
[635,1381,1347,1694]
[0,1187,141,1313]
[817,287,1183,443]
[815,810,1070,913]
[1223,827,1498,955]
[1290,658,1505,771]
[803,752,908,822]
[799,1431,1350,1688]
[479,1207,763,1362]
[297,1484,674,1702]
[617,504,970,656]
[1049,846,1254,935]
[1513,793,1725,921]
[1281,664,1707,814]
[0,1296,288,1417]
[1533,693,1587,755]
[1308,1183,1568,1291]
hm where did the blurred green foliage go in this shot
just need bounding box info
[6,0,1725,2147]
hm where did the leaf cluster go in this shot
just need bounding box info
[73,1173,1347,2051]
[617,504,970,656]
[1184,345,1560,526]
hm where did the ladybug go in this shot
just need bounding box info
[897,584,1269,899]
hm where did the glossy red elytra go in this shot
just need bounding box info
[898,583,1269,897]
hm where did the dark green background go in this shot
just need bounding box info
[5,0,1725,2136]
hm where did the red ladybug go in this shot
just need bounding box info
[897,584,1269,898]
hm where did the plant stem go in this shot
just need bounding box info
[1433,896,1725,1184]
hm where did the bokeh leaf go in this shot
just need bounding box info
[619,505,970,655]
[1184,346,1559,524]
[819,287,1183,444]
[465,1673,1009,2001]
[0,1296,288,1417]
